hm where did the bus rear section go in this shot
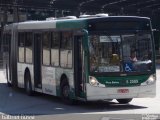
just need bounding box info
[85,16,156,103]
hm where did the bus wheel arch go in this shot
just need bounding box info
[24,68,33,96]
[60,74,74,104]
[60,74,69,98]
[60,74,69,87]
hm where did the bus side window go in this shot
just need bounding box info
[25,32,33,64]
[60,32,73,68]
[51,32,60,66]
[18,33,25,63]
[42,32,51,66]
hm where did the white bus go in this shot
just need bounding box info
[2,16,156,104]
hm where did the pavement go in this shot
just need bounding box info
[0,66,160,120]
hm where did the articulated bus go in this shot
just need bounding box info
[2,15,156,104]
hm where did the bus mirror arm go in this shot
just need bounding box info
[82,29,88,35]
[81,29,89,56]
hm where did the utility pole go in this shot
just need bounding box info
[13,0,19,22]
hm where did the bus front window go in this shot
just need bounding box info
[89,33,153,73]
[89,35,121,72]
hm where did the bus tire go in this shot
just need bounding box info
[61,81,74,105]
[116,98,133,104]
[25,72,33,96]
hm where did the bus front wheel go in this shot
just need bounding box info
[61,82,75,104]
[116,98,133,104]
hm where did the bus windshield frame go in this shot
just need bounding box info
[87,18,155,76]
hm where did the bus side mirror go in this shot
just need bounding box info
[152,29,158,32]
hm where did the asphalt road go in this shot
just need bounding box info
[0,66,160,120]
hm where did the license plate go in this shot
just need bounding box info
[117,89,129,93]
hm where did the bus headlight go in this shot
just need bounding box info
[89,76,98,86]
[89,76,105,87]
[141,74,156,86]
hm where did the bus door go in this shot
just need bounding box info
[74,35,85,97]
[34,33,42,89]
[10,24,18,87]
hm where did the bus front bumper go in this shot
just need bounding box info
[86,83,156,101]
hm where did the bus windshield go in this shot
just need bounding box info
[89,33,153,73]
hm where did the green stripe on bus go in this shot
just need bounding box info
[56,20,87,29]
[96,75,150,87]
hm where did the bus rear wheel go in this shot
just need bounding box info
[116,98,133,104]
[25,72,33,96]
